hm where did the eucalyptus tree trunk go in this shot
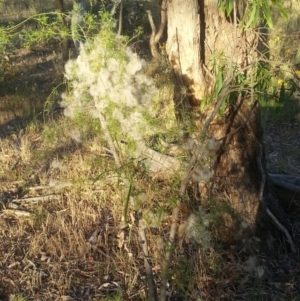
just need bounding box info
[166,0,290,242]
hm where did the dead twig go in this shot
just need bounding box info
[1,209,32,217]
[138,219,158,301]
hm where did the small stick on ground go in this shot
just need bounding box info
[11,194,60,204]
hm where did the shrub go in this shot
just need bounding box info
[61,13,160,163]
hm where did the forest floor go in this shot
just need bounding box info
[0,42,300,301]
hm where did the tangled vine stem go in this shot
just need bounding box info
[138,219,158,301]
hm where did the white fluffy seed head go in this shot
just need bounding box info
[61,29,159,157]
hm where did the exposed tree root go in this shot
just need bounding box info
[241,104,297,253]
[270,174,300,188]
[266,207,296,253]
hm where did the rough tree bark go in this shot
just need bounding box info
[166,0,292,244]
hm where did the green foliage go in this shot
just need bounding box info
[218,0,288,29]
[203,0,299,120]
[217,0,234,17]
[0,26,13,54]
[204,54,300,118]
[213,66,228,116]
[254,61,274,102]
[240,0,287,29]
[0,13,67,52]
[41,122,61,145]
[0,6,102,56]
[255,60,300,114]
[204,1,291,127]
[260,79,300,121]
[200,54,232,116]
[124,182,132,225]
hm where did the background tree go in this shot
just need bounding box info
[54,0,69,61]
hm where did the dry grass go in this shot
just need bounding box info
[1,38,300,301]
[0,44,180,300]
[0,119,145,299]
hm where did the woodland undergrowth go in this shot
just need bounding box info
[0,6,300,301]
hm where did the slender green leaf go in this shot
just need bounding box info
[218,98,227,116]
[262,3,273,28]
[214,69,224,96]
[245,3,259,28]
[200,97,207,112]
[226,0,234,16]
[124,183,132,226]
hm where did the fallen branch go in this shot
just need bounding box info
[1,209,32,218]
[269,174,300,193]
[11,194,60,204]
[138,144,182,176]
